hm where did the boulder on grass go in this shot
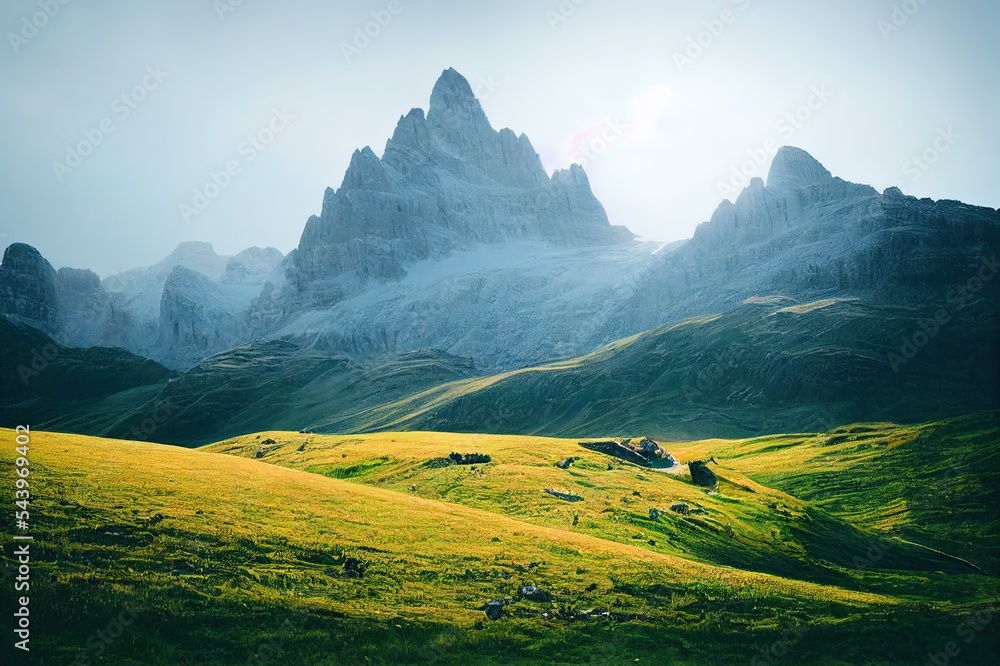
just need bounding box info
[518,584,552,603]
[556,457,577,469]
[669,502,690,515]
[484,600,504,621]
[688,461,718,488]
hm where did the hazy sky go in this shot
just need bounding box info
[1,0,997,276]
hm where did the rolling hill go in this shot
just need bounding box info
[3,418,996,664]
[0,317,171,432]
[316,297,1000,440]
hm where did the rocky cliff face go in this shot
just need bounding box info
[55,267,111,348]
[0,243,58,332]
[1,241,281,370]
[279,68,632,312]
[222,247,284,285]
[6,70,998,378]
[605,147,1000,338]
[158,266,254,369]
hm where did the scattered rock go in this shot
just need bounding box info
[297,443,307,452]
[688,460,719,488]
[484,600,504,621]
[649,508,662,521]
[579,438,677,468]
[254,450,265,459]
[342,557,364,579]
[518,585,552,603]
[556,456,578,469]
[262,438,277,446]
[545,488,584,502]
[669,502,690,515]
[449,452,492,465]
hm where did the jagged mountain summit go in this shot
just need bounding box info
[606,146,1000,338]
[265,67,633,313]
[0,242,283,366]
[3,70,998,376]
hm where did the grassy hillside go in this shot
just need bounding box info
[328,298,1000,440]
[3,426,997,664]
[676,412,1000,574]
[13,296,999,447]
[39,340,478,446]
[208,417,999,592]
[0,317,171,430]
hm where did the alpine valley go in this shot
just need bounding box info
[1,70,997,665]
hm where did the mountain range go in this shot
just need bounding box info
[2,68,998,445]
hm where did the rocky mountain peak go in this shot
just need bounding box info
[766,146,833,190]
[429,67,484,117]
[278,68,635,314]
[342,146,395,192]
[222,247,284,285]
[153,241,229,280]
[0,242,58,330]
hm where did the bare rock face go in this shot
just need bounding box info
[688,461,718,488]
[55,267,111,347]
[281,68,632,311]
[607,146,1000,340]
[221,246,284,285]
[0,243,58,332]
[158,267,252,369]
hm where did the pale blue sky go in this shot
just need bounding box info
[1,0,997,276]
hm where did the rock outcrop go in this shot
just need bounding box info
[158,266,253,369]
[0,243,58,331]
[222,246,284,285]
[688,461,718,488]
[275,68,632,312]
[54,267,111,347]
[607,146,1000,340]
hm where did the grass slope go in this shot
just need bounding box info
[675,412,1000,574]
[329,299,1000,440]
[0,317,171,430]
[39,340,477,447]
[2,427,997,664]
